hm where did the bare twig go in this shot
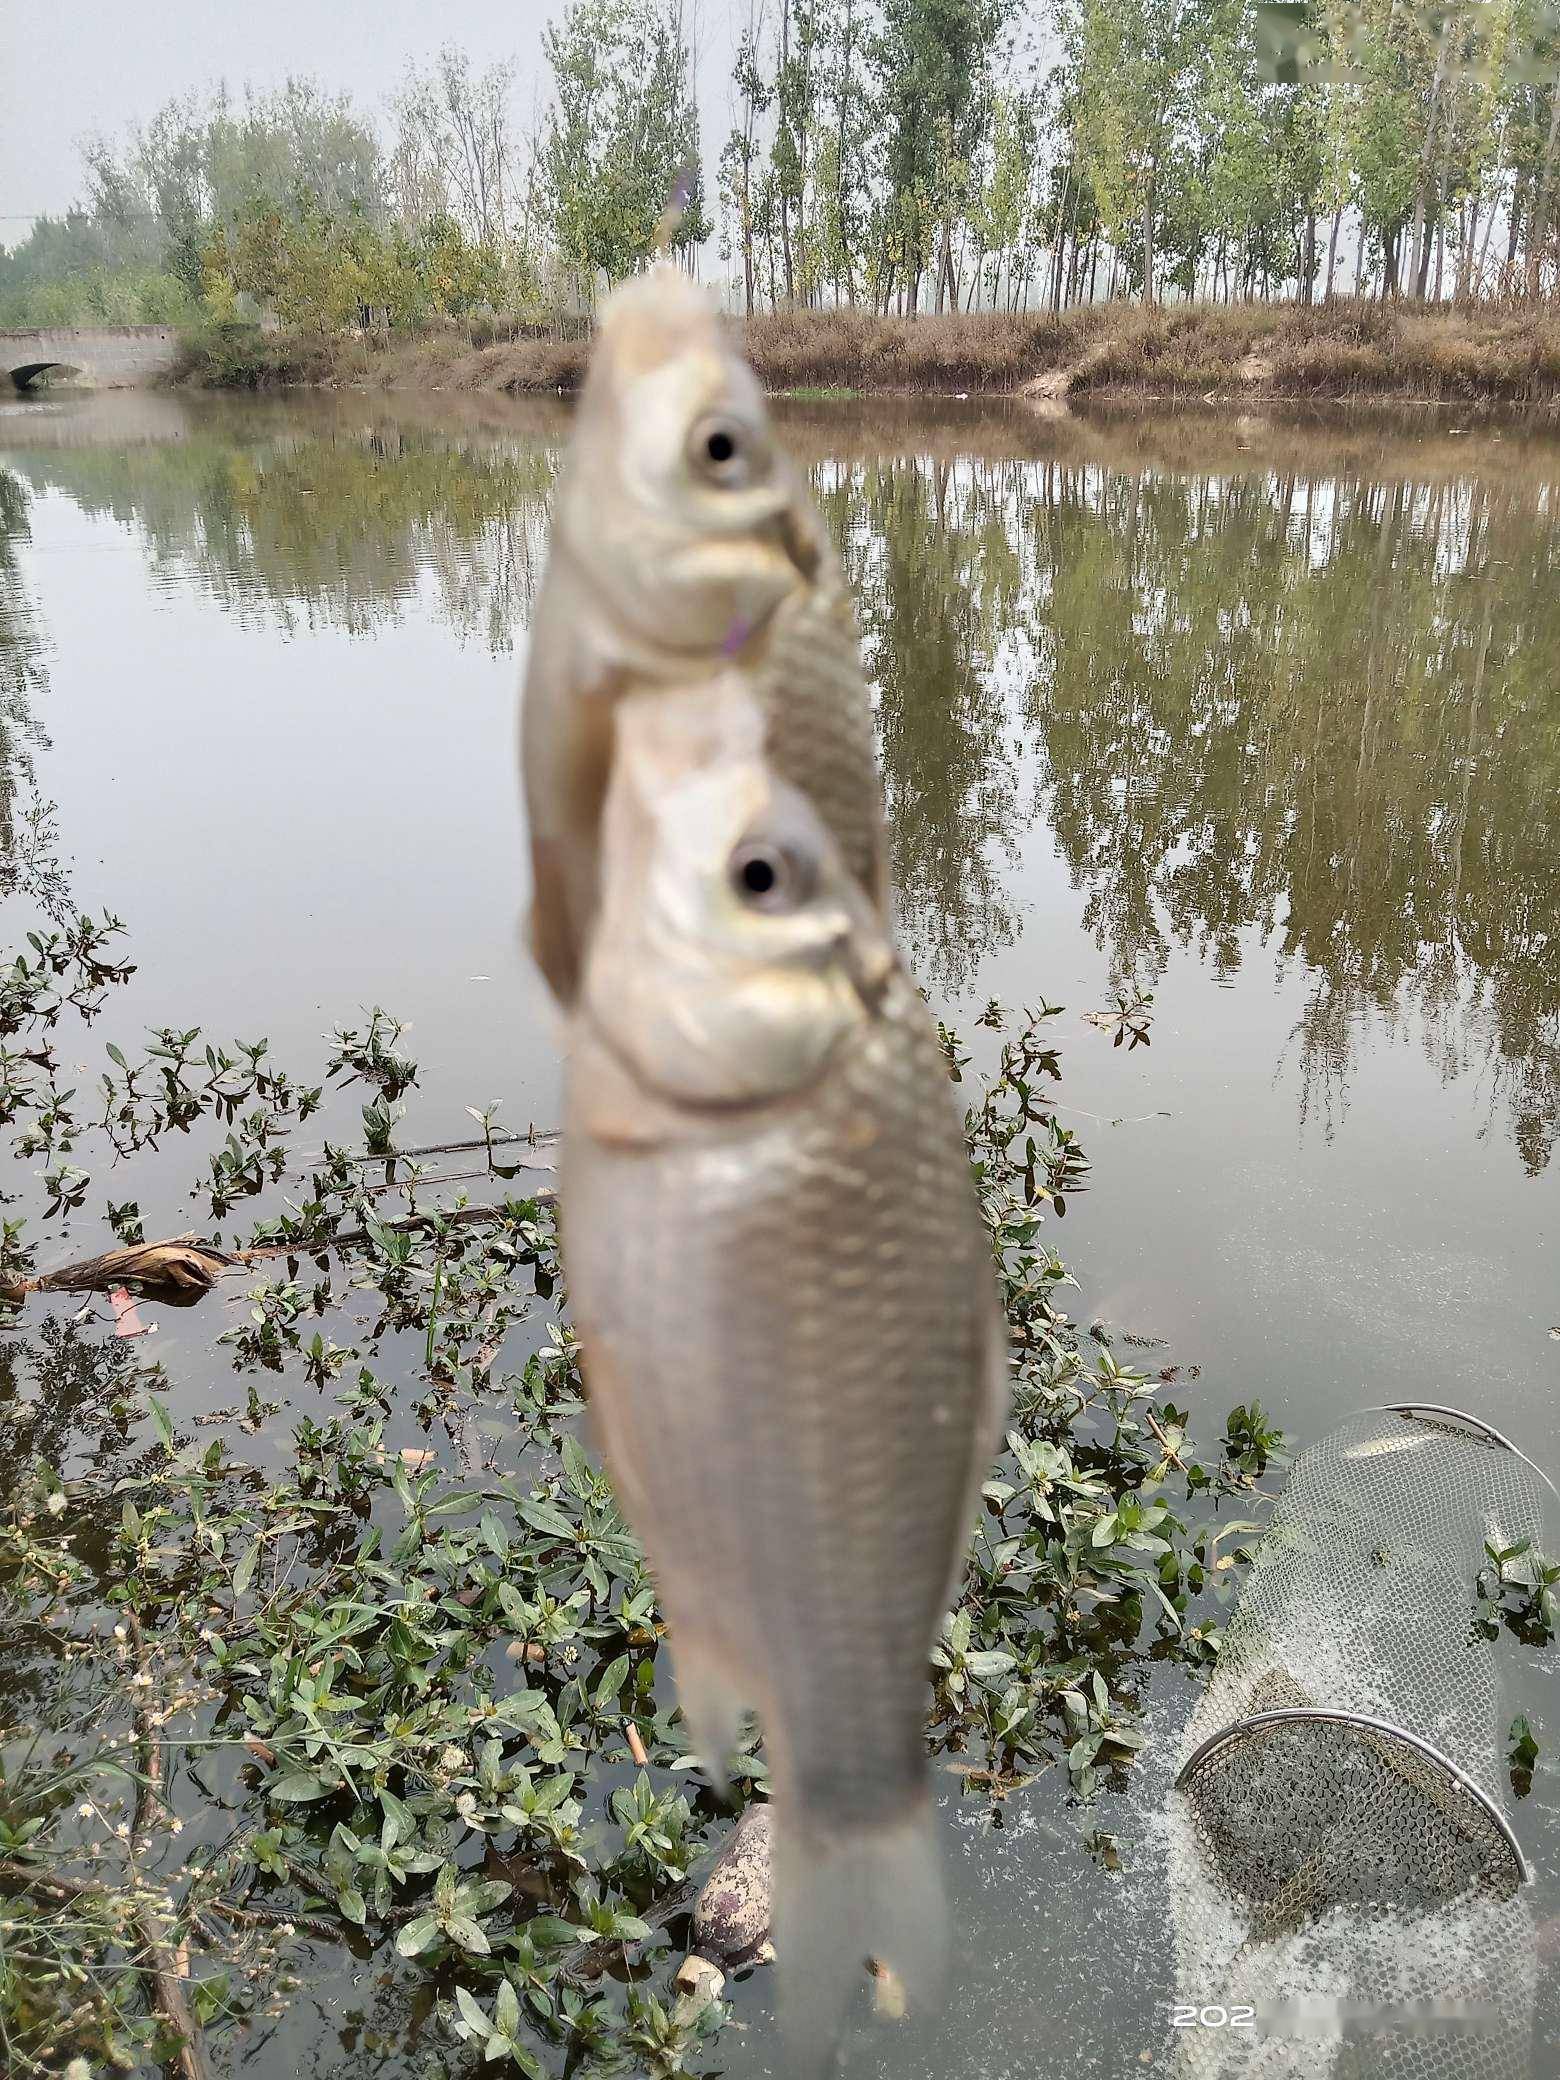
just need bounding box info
[358,1159,555,1197]
[559,1872,702,1983]
[334,1128,560,1167]
[0,1858,102,1903]
[1144,1408,1187,1471]
[201,1898,342,1944]
[124,1615,212,2080]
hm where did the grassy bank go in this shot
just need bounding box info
[176,298,1560,405]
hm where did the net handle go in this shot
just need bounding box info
[1174,1706,1532,1886]
[1360,1401,1560,1504]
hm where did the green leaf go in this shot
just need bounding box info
[379,1786,414,1845]
[232,1539,260,1597]
[515,1495,576,1541]
[593,1653,630,1710]
[268,1771,331,1803]
[454,1984,496,2039]
[447,1915,491,1955]
[494,1979,521,2038]
[146,1392,174,1453]
[395,1914,440,1958]
[561,1434,594,1492]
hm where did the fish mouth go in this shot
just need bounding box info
[577,960,878,1124]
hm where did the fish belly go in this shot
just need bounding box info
[562,998,1005,2034]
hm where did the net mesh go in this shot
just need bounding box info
[1165,1406,1554,2079]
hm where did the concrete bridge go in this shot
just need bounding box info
[2,326,181,391]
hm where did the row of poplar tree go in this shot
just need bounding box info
[3,0,1560,332]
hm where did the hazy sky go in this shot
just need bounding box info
[0,0,741,237]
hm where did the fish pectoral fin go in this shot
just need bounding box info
[673,1642,747,1804]
[774,1793,946,2070]
[526,830,588,1007]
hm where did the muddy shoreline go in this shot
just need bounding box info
[171,296,1560,409]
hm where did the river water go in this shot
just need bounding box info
[1,387,1556,2075]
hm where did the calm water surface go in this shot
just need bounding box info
[1,388,1556,2075]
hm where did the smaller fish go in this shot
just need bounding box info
[1340,1433,1432,1461]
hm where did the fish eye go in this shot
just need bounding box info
[729,839,811,912]
[689,414,758,487]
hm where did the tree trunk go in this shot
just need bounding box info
[1142,180,1156,306]
[1456,200,1476,302]
[965,241,985,311]
[1475,186,1501,296]
[1504,176,1526,298]
[939,215,958,313]
[742,183,756,316]
[1415,190,1439,298]
[1052,162,1077,314]
[1301,212,1317,304]
[1526,87,1560,299]
[1407,24,1453,298]
[1325,206,1342,299]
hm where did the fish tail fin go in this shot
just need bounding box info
[672,1642,746,1802]
[774,1792,947,2073]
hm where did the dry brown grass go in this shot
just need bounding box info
[177,298,1560,405]
[741,306,1084,391]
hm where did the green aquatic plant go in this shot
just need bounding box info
[0,929,1279,2078]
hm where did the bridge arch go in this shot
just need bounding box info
[0,328,180,391]
[9,361,84,392]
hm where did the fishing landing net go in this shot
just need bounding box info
[1164,1404,1556,2079]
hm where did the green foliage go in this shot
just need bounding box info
[7,5,1560,338]
[0,840,1279,2075]
[543,0,710,292]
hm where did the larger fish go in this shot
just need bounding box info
[520,265,886,1008]
[560,680,1007,2053]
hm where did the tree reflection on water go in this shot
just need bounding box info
[2,404,1555,1168]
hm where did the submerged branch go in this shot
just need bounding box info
[1,1196,555,1308]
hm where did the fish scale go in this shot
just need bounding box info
[564,950,1005,2037]
[755,572,886,912]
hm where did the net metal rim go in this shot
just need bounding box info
[1359,1401,1560,1504]
[1174,1706,1532,1887]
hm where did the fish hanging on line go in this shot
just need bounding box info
[519,264,886,1008]
[557,678,1007,2061]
